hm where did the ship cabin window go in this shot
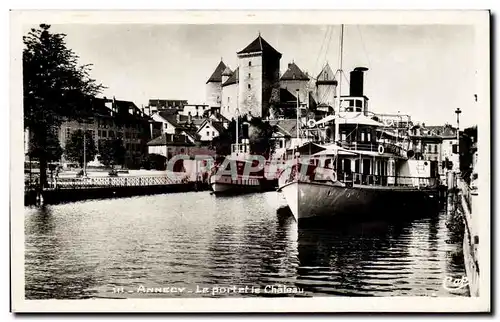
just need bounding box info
[324,159,332,169]
[341,132,347,141]
[367,132,371,142]
[309,158,319,166]
[355,160,360,173]
[341,98,364,113]
[342,159,351,173]
[361,132,365,142]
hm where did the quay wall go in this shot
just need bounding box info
[25,182,210,206]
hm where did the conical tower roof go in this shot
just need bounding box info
[206,60,228,84]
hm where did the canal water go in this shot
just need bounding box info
[24,192,468,299]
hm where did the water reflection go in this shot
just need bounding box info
[24,192,466,299]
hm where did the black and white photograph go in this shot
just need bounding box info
[10,10,491,313]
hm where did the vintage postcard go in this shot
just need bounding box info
[10,10,491,313]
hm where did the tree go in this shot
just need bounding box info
[248,117,277,158]
[140,153,167,170]
[98,138,126,168]
[64,130,97,167]
[211,114,277,158]
[23,24,104,189]
[28,129,63,163]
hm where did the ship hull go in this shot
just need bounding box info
[279,180,440,223]
[210,182,261,195]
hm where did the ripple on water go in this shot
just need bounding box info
[24,193,467,299]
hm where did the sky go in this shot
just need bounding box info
[25,23,477,127]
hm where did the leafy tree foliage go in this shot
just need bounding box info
[64,130,97,167]
[23,24,104,188]
[98,138,126,168]
[211,115,277,158]
[28,129,62,163]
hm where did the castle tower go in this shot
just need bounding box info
[315,63,338,112]
[236,34,282,118]
[280,61,310,104]
[205,60,227,108]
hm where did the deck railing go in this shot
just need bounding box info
[337,141,407,157]
[339,172,438,188]
[280,163,438,189]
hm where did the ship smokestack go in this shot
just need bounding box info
[349,67,369,97]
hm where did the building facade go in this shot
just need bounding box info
[55,97,159,168]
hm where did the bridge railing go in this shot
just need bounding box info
[47,175,190,190]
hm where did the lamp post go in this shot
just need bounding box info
[455,107,461,143]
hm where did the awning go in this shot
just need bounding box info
[314,114,386,127]
[286,141,326,155]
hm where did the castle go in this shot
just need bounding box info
[205,34,339,121]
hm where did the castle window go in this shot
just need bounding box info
[248,73,251,79]
[248,84,251,89]
[249,61,252,67]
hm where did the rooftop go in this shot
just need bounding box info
[281,62,310,81]
[269,119,299,138]
[237,34,282,58]
[222,67,239,87]
[147,133,195,146]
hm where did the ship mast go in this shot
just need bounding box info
[335,24,344,144]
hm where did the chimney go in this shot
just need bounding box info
[349,67,369,97]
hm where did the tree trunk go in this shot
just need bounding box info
[39,153,47,191]
[38,126,48,191]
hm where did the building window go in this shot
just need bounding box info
[249,61,252,66]
[102,131,107,138]
[248,84,251,89]
[66,128,71,139]
[206,131,210,137]
[212,131,215,137]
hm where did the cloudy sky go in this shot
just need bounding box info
[26,24,477,127]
